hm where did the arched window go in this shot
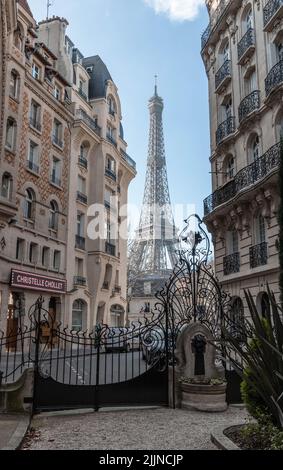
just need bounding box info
[110,304,125,327]
[5,118,17,151]
[230,297,246,342]
[24,188,35,220]
[10,70,20,99]
[1,173,13,200]
[72,299,87,331]
[49,200,59,231]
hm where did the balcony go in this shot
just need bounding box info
[78,87,88,101]
[250,242,268,269]
[215,60,231,93]
[52,134,63,149]
[223,253,240,276]
[237,28,255,64]
[121,149,136,171]
[107,134,117,147]
[75,109,101,137]
[77,191,88,205]
[265,60,283,96]
[50,173,61,187]
[75,235,86,250]
[204,142,280,216]
[74,276,87,287]
[105,242,116,257]
[238,91,260,123]
[201,0,235,50]
[263,0,283,31]
[105,168,117,181]
[27,160,39,174]
[29,117,42,132]
[216,116,235,146]
[78,155,88,169]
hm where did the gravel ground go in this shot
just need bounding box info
[22,406,249,450]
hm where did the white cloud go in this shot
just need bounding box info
[144,0,206,21]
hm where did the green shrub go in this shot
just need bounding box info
[241,369,270,422]
[240,422,283,450]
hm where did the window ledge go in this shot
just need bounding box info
[4,146,16,155]
[9,95,20,104]
[26,167,40,177]
[29,123,42,135]
[50,181,63,191]
[52,141,64,151]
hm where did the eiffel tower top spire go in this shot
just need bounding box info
[128,84,178,280]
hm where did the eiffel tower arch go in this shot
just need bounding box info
[128,83,179,323]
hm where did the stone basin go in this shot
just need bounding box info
[180,382,228,412]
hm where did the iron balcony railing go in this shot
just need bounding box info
[238,90,260,123]
[121,149,136,171]
[105,242,116,257]
[223,252,240,276]
[74,276,87,286]
[265,60,283,96]
[75,109,101,137]
[107,134,117,147]
[78,155,88,169]
[77,191,88,205]
[250,242,268,269]
[29,117,42,132]
[216,116,235,146]
[52,134,63,148]
[237,28,255,62]
[204,142,281,216]
[51,172,61,187]
[201,0,232,50]
[105,168,117,181]
[27,160,39,174]
[75,235,86,250]
[215,60,231,91]
[263,0,283,28]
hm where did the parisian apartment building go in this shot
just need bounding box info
[202,0,283,321]
[0,0,136,335]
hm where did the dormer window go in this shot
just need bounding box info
[108,97,116,116]
[54,86,61,101]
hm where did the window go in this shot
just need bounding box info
[53,119,63,147]
[51,157,61,186]
[144,302,150,313]
[32,63,41,81]
[29,243,38,264]
[10,70,20,99]
[221,41,230,64]
[245,8,253,32]
[1,173,13,200]
[226,230,238,255]
[75,258,84,276]
[255,215,266,244]
[223,155,235,182]
[144,282,151,295]
[252,135,260,161]
[108,96,116,115]
[72,299,86,331]
[106,156,116,174]
[42,247,50,267]
[16,238,25,261]
[53,250,61,270]
[78,175,86,195]
[54,86,61,101]
[261,293,271,319]
[27,141,39,173]
[5,118,17,151]
[30,101,41,130]
[14,23,24,51]
[77,212,85,237]
[230,298,245,342]
[49,200,59,231]
[245,69,257,95]
[23,188,35,220]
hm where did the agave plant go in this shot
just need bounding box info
[221,286,283,429]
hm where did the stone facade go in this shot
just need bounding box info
[0,1,136,334]
[202,0,282,318]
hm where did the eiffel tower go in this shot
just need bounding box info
[128,82,178,309]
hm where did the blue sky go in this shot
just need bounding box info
[28,0,210,229]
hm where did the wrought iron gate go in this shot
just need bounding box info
[0,215,243,412]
